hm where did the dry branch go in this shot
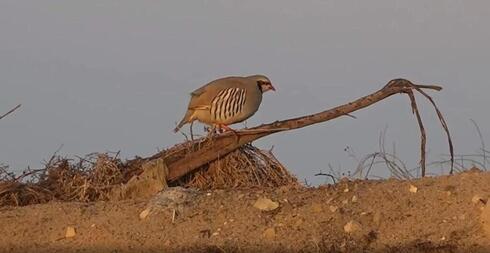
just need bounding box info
[160,79,453,181]
[0,104,21,121]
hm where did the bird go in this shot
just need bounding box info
[174,74,275,134]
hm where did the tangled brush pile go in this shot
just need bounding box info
[176,144,298,189]
[0,153,140,206]
[0,144,297,206]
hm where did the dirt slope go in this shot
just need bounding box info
[1,170,489,253]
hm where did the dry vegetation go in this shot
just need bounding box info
[177,144,298,189]
[0,144,296,207]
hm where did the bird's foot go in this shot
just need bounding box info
[219,124,235,133]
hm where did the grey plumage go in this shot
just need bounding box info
[174,75,275,133]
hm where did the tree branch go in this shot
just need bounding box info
[160,79,452,182]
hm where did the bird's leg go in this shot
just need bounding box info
[189,121,195,142]
[219,124,235,133]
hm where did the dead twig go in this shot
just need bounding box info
[352,128,412,180]
[0,104,21,121]
[314,172,336,184]
[406,89,427,176]
[470,119,486,170]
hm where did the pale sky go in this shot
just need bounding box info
[1,1,489,185]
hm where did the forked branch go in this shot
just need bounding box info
[162,79,453,181]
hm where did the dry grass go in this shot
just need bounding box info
[0,153,135,206]
[176,144,298,189]
[0,144,298,207]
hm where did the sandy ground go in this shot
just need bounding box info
[1,169,489,253]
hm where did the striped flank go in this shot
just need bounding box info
[210,87,247,121]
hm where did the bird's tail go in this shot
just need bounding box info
[173,110,193,133]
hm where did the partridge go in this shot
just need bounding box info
[174,75,275,133]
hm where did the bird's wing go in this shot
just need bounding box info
[189,105,211,111]
[184,85,208,111]
[190,86,206,97]
[187,77,247,110]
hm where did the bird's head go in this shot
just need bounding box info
[247,75,275,93]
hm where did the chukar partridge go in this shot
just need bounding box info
[174,75,275,133]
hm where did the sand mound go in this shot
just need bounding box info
[1,170,489,252]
